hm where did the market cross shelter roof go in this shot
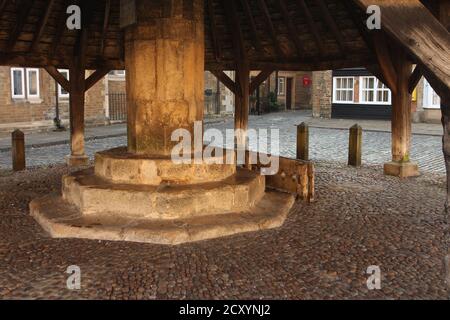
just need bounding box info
[0,1,448,91]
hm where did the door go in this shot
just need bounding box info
[286,78,293,110]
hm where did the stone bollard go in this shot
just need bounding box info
[348,124,362,167]
[12,129,25,171]
[296,122,309,161]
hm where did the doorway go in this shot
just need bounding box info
[286,78,293,110]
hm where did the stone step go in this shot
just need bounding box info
[62,168,266,220]
[30,190,295,245]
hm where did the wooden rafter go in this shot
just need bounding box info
[6,0,34,52]
[45,65,70,93]
[50,0,71,59]
[296,0,324,54]
[100,0,111,56]
[207,0,221,61]
[223,0,247,66]
[240,0,263,53]
[409,65,422,94]
[372,32,398,94]
[0,0,8,16]
[85,68,110,91]
[277,0,304,58]
[210,70,237,95]
[31,0,56,53]
[250,69,273,94]
[316,0,346,54]
[256,0,285,58]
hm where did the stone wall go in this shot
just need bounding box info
[0,67,107,134]
[311,71,332,118]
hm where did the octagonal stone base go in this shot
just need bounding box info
[30,191,294,245]
[30,147,295,245]
[95,147,236,185]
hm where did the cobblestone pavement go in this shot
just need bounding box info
[0,163,448,299]
[0,112,445,174]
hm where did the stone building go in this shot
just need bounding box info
[311,68,442,123]
[0,66,107,135]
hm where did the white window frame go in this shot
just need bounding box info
[57,69,70,99]
[11,68,26,99]
[423,79,440,109]
[277,77,286,96]
[332,76,355,104]
[26,68,40,99]
[359,76,391,105]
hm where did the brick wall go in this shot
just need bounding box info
[0,67,106,133]
[311,71,332,118]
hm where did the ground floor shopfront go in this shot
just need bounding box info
[312,68,442,123]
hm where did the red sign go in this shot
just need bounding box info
[303,76,312,87]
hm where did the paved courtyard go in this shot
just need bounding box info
[0,162,447,299]
[0,112,445,174]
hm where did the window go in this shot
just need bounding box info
[333,77,354,103]
[423,79,440,109]
[58,69,70,98]
[360,76,391,104]
[11,68,25,99]
[26,68,40,99]
[277,77,285,95]
[11,68,41,100]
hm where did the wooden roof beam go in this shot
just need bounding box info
[6,0,34,53]
[409,65,422,94]
[85,68,110,91]
[256,0,285,59]
[50,0,71,59]
[223,0,248,65]
[372,32,398,94]
[99,0,111,56]
[296,0,324,54]
[277,0,305,58]
[240,0,263,53]
[206,0,222,61]
[31,0,56,53]
[0,0,8,16]
[250,68,274,94]
[45,65,70,93]
[210,70,237,95]
[316,0,346,54]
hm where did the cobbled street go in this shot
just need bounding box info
[0,112,445,174]
[0,111,448,299]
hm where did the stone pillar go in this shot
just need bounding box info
[125,0,204,156]
[384,50,419,178]
[311,71,332,118]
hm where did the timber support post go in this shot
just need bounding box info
[348,124,362,167]
[373,33,419,178]
[66,57,89,166]
[12,129,25,171]
[297,122,309,161]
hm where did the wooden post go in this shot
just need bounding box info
[373,33,419,178]
[383,48,419,177]
[296,122,309,160]
[12,130,25,171]
[348,124,362,167]
[66,57,88,166]
[234,64,250,150]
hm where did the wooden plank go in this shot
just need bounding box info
[317,0,346,54]
[296,0,324,54]
[6,0,34,52]
[277,0,305,57]
[206,0,222,61]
